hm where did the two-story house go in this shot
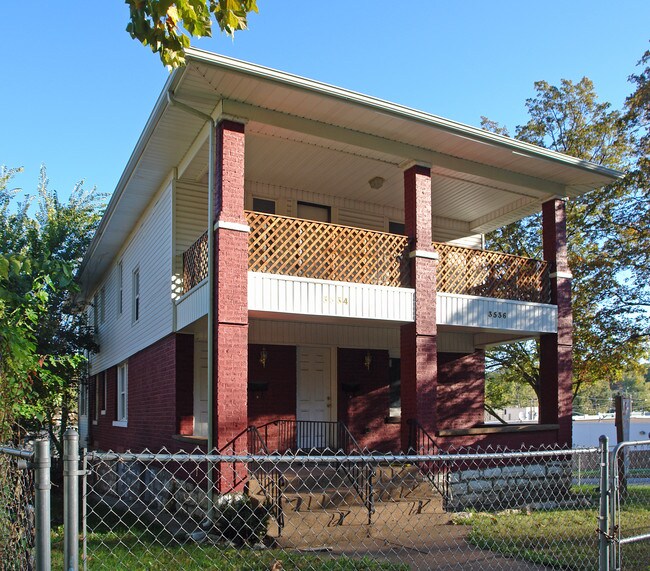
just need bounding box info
[77,49,621,456]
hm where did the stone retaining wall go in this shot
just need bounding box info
[446,460,573,511]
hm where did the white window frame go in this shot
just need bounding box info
[100,286,106,324]
[93,293,99,332]
[132,267,140,323]
[100,371,107,415]
[113,362,128,427]
[92,375,99,425]
[118,261,123,315]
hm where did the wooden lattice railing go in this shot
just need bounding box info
[435,242,551,303]
[246,211,410,287]
[182,230,208,292]
[182,215,551,303]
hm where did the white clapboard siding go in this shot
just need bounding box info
[89,184,174,374]
[246,180,403,225]
[437,292,557,333]
[437,331,476,353]
[337,208,385,231]
[176,279,209,330]
[174,180,209,275]
[249,319,401,351]
[248,273,415,323]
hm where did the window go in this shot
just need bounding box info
[79,378,88,417]
[252,197,276,214]
[297,201,330,223]
[389,221,405,235]
[100,371,106,415]
[93,376,99,424]
[132,268,140,323]
[100,286,106,324]
[118,261,123,315]
[114,362,128,426]
[93,293,99,331]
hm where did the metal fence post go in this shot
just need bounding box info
[598,435,610,571]
[34,437,51,571]
[64,429,80,571]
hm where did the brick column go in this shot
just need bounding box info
[539,198,572,447]
[400,164,438,451]
[212,120,249,488]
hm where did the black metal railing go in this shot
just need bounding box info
[407,419,449,503]
[252,419,362,453]
[252,420,376,525]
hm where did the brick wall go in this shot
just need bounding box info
[437,351,485,431]
[337,348,399,452]
[89,333,194,452]
[248,344,296,451]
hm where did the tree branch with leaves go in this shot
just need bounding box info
[126,0,258,67]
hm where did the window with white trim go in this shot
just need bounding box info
[100,286,106,324]
[100,371,107,415]
[132,268,140,323]
[115,362,128,425]
[93,375,99,424]
[93,293,99,332]
[118,261,123,315]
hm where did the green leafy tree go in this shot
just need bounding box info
[0,166,104,450]
[126,0,258,67]
[482,77,648,411]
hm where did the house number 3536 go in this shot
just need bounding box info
[488,311,507,319]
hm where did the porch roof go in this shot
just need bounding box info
[78,48,623,296]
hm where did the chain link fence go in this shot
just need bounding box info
[611,440,650,571]
[80,444,617,570]
[0,439,50,571]
[0,444,35,569]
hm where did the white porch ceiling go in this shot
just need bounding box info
[78,50,622,295]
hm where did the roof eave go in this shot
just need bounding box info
[76,67,187,289]
[184,48,625,182]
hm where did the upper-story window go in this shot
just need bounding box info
[298,201,330,223]
[132,268,140,323]
[253,197,276,214]
[389,221,405,235]
[118,261,123,315]
[93,293,99,331]
[100,286,106,324]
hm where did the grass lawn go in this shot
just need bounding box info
[52,538,407,570]
[456,485,650,571]
[50,503,408,571]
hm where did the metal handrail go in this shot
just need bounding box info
[406,419,449,503]
[251,419,375,524]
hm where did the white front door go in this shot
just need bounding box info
[297,347,333,448]
[193,338,209,438]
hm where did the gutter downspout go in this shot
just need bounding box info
[166,92,216,515]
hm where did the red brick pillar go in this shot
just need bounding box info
[400,164,438,451]
[539,198,572,446]
[212,120,249,489]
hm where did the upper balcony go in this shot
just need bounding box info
[182,210,551,305]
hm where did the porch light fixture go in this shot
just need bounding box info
[368,176,385,190]
[259,347,268,368]
[364,350,372,371]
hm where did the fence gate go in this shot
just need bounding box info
[610,439,650,571]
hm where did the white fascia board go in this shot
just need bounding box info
[184,48,624,182]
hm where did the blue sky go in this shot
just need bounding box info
[2,1,649,202]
